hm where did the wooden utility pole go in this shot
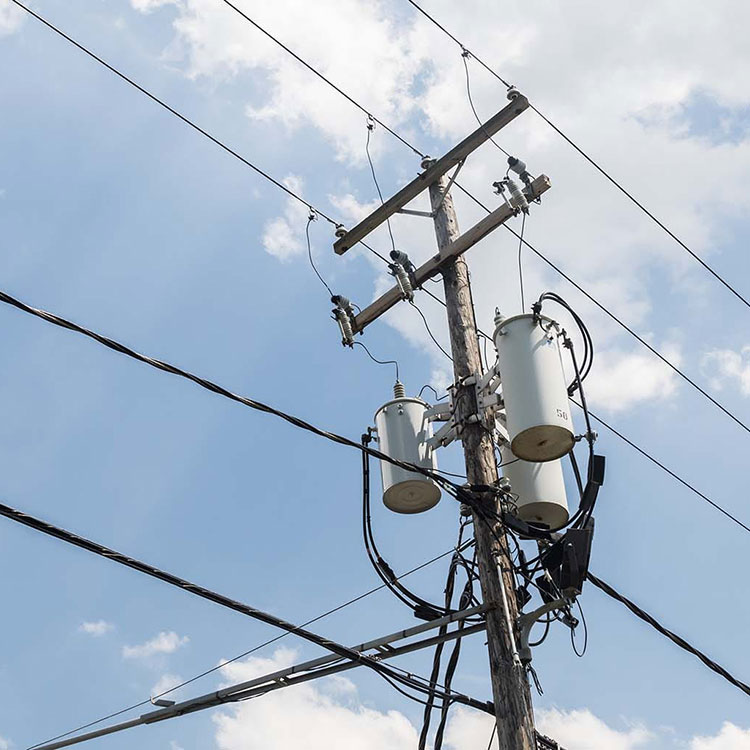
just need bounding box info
[428,166,537,749]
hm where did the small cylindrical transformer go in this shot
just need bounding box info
[374,384,441,514]
[494,313,574,462]
[501,445,569,528]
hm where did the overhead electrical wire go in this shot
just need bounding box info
[17,0,750,443]
[30,543,470,750]
[410,300,454,362]
[1,499,493,750]
[574,401,750,536]
[24,0,742,451]
[304,211,334,297]
[217,0,425,158]
[449,183,750,438]
[353,341,400,382]
[8,0,747,547]
[461,50,510,158]
[403,0,750,311]
[365,118,398,255]
[588,572,750,700]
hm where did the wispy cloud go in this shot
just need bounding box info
[78,620,114,637]
[122,631,189,659]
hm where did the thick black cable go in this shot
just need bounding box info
[0,499,491,749]
[403,0,750,311]
[31,544,466,750]
[574,401,750,536]
[218,0,425,159]
[588,572,750,699]
[0,288,478,507]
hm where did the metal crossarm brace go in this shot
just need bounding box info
[35,606,489,749]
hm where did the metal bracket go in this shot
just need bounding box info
[427,419,458,450]
[396,208,434,218]
[517,597,570,664]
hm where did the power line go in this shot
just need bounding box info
[23,0,740,446]
[218,0,425,159]
[452,181,750,438]
[29,543,466,750]
[15,0,749,567]
[0,288,471,503]
[588,572,750,700]
[0,499,491,750]
[576,402,750,536]
[403,0,750,311]
[8,1,344,228]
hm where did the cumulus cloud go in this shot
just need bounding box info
[582,344,682,413]
[690,722,750,749]
[212,648,419,750]
[122,631,189,659]
[135,0,750,414]
[536,707,652,750]
[701,346,750,396]
[0,0,23,36]
[78,620,115,637]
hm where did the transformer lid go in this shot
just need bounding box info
[383,480,441,514]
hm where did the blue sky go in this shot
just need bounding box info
[1,1,750,749]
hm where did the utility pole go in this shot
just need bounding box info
[331,92,545,749]
[428,167,537,749]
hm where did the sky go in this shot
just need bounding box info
[1,0,750,748]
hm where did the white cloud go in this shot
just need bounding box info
[138,0,750,415]
[582,344,682,413]
[130,0,181,13]
[690,722,750,750]
[261,175,311,261]
[701,346,750,396]
[0,0,23,36]
[212,648,418,750]
[151,673,184,698]
[122,631,189,659]
[169,742,185,750]
[0,735,9,750]
[536,707,652,750]
[78,620,114,637]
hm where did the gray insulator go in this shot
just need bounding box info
[334,308,354,346]
[505,177,529,213]
[508,156,527,175]
[392,263,414,301]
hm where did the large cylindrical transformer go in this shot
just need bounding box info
[494,313,574,462]
[501,445,569,528]
[374,384,441,514]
